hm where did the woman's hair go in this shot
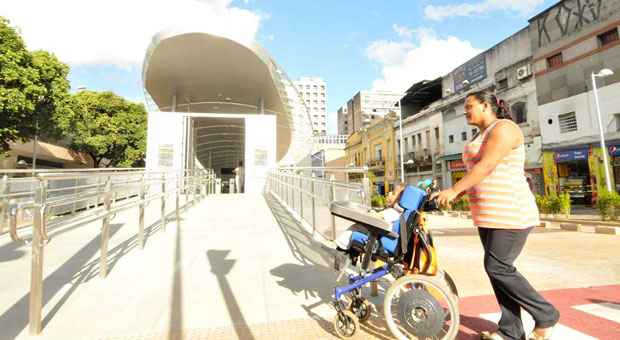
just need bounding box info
[467,90,512,120]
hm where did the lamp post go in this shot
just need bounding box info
[398,103,406,183]
[591,68,615,192]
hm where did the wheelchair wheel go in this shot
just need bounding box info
[350,297,372,323]
[383,275,459,340]
[333,310,359,338]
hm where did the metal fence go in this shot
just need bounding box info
[0,168,218,335]
[266,167,371,241]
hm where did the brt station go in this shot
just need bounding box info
[0,29,461,340]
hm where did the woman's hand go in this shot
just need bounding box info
[430,188,459,208]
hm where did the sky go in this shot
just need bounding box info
[2,0,558,134]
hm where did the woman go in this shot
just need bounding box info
[431,90,559,340]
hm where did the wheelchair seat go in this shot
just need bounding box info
[330,185,428,270]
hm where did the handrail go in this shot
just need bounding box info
[266,169,371,241]
[0,167,219,335]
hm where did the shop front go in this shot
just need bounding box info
[608,144,620,192]
[543,146,616,205]
[555,148,591,205]
[448,158,466,186]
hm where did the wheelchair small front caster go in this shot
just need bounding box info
[350,297,372,323]
[333,310,359,338]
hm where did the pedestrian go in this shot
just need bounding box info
[431,90,559,340]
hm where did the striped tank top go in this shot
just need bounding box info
[463,119,540,229]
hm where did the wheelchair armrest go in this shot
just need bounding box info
[351,223,398,239]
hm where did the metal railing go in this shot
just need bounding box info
[0,168,219,335]
[313,134,348,145]
[266,167,370,241]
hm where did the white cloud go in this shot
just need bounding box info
[392,24,413,39]
[367,26,482,92]
[424,0,546,21]
[1,0,262,67]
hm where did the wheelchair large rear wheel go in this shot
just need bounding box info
[383,275,459,340]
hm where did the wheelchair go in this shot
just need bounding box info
[330,185,459,339]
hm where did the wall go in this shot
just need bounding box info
[529,0,620,105]
[244,115,277,193]
[538,81,620,147]
[146,112,186,171]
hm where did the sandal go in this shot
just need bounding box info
[480,331,505,340]
[528,327,555,340]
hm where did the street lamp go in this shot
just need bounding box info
[591,68,615,192]
[398,102,406,183]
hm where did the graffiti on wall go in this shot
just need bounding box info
[535,0,604,47]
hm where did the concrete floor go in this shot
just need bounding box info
[0,193,618,340]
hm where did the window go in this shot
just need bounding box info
[417,134,422,147]
[497,78,508,90]
[598,28,619,47]
[404,137,408,152]
[547,53,563,68]
[558,112,578,133]
[512,102,527,124]
[461,132,467,141]
[434,127,440,141]
[472,128,478,137]
[449,135,454,143]
[412,136,417,148]
[374,144,383,161]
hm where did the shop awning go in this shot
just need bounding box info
[555,148,588,163]
[437,153,462,161]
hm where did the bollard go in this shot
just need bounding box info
[311,173,316,232]
[161,173,166,231]
[138,175,145,249]
[29,179,45,335]
[329,174,337,240]
[100,177,112,278]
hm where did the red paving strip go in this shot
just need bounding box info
[457,284,620,340]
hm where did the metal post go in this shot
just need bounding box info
[176,175,181,228]
[72,177,78,214]
[329,174,337,240]
[100,177,112,278]
[399,103,405,183]
[161,173,166,231]
[362,174,371,208]
[299,175,304,220]
[1,175,7,233]
[29,179,45,335]
[311,173,316,232]
[138,174,145,249]
[592,72,613,192]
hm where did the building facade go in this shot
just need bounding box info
[528,0,620,203]
[345,90,402,133]
[345,113,398,195]
[337,105,352,136]
[294,77,327,135]
[433,28,543,191]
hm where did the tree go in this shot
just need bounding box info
[58,91,147,167]
[0,17,71,153]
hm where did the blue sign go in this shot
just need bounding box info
[454,54,487,92]
[555,149,588,163]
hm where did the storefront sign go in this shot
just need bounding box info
[555,148,588,163]
[609,145,620,157]
[448,159,466,171]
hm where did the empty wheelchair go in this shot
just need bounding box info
[330,185,459,339]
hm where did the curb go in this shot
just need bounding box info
[540,221,620,235]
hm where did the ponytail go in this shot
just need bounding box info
[467,90,513,121]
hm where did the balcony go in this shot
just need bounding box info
[368,159,385,168]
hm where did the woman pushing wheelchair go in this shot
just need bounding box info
[432,90,559,340]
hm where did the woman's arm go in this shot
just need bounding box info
[432,121,522,205]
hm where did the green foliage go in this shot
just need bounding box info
[450,195,469,211]
[558,191,571,215]
[535,194,567,214]
[596,191,620,220]
[57,91,147,167]
[371,193,386,208]
[0,17,71,151]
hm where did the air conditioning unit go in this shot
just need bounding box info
[516,64,532,80]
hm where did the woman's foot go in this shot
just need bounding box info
[528,326,554,340]
[479,331,505,340]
